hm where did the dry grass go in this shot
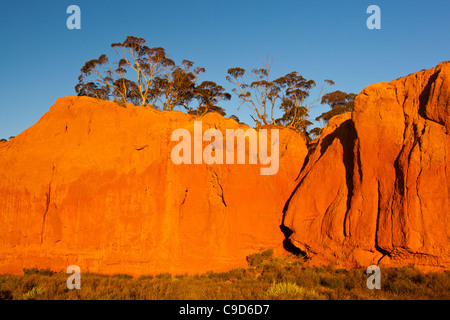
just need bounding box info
[0,252,448,300]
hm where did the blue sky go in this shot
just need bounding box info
[0,0,449,138]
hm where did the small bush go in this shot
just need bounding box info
[113,273,133,280]
[266,282,303,297]
[23,287,46,300]
[320,275,345,289]
[266,282,324,300]
[23,268,53,276]
[246,249,273,267]
[155,273,171,280]
[226,268,246,281]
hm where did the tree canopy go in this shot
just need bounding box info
[227,60,335,135]
[316,90,356,123]
[75,36,356,140]
[75,36,229,117]
[309,90,356,139]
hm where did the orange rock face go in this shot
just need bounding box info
[0,96,307,275]
[1,62,449,275]
[283,62,450,270]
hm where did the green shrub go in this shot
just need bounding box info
[266,282,303,297]
[23,287,46,300]
[23,268,53,276]
[246,249,273,267]
[266,282,324,300]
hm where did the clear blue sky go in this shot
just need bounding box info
[1,0,449,138]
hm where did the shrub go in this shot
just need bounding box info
[23,268,53,276]
[23,287,46,300]
[294,267,321,288]
[113,273,133,280]
[246,249,273,267]
[227,268,246,281]
[155,273,172,280]
[320,274,345,289]
[266,282,303,297]
[266,282,324,300]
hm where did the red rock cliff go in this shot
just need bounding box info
[282,62,450,270]
[0,97,307,275]
[1,62,449,275]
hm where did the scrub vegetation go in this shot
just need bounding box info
[1,251,448,300]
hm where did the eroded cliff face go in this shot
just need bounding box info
[283,62,450,270]
[0,96,307,275]
[1,63,449,275]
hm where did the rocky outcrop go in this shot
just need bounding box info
[0,96,307,275]
[1,62,449,275]
[282,62,450,270]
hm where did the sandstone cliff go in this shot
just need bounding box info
[282,62,450,270]
[0,97,307,275]
[1,62,449,275]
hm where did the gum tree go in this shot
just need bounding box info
[227,60,334,135]
[75,36,176,106]
[152,60,205,111]
[310,90,356,138]
[226,60,280,127]
[275,73,335,134]
[75,36,231,115]
[316,90,356,123]
[190,81,231,116]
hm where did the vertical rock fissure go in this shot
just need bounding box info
[280,173,308,257]
[180,188,188,207]
[418,70,440,122]
[87,113,93,135]
[40,164,56,245]
[40,183,51,244]
[210,169,227,207]
[375,180,390,263]
[415,134,426,248]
